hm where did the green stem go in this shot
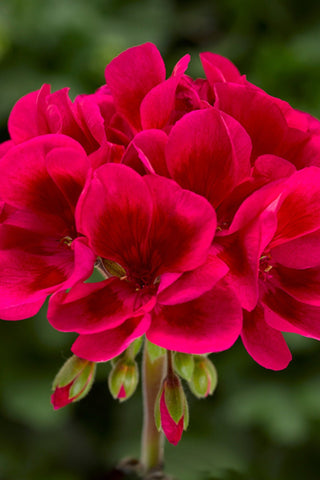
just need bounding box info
[140,341,166,475]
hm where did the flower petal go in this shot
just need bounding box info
[241,305,292,370]
[270,167,320,247]
[71,314,151,362]
[216,208,278,311]
[166,108,251,208]
[263,286,320,339]
[272,264,320,306]
[158,253,228,305]
[123,129,169,177]
[8,85,51,143]
[271,229,320,269]
[105,43,166,131]
[0,135,85,220]
[76,163,153,268]
[143,174,217,273]
[214,83,288,161]
[46,146,89,212]
[147,281,242,354]
[140,76,181,130]
[200,52,241,84]
[0,230,94,320]
[48,277,140,334]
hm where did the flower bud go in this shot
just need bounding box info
[188,356,217,398]
[173,352,195,381]
[154,374,189,445]
[108,358,139,402]
[51,355,96,410]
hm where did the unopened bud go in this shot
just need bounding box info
[51,355,96,410]
[173,352,194,381]
[108,358,139,402]
[188,356,217,398]
[154,374,189,445]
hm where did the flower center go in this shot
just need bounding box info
[259,253,274,281]
[100,258,159,294]
[60,235,73,248]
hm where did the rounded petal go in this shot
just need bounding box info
[105,43,166,131]
[147,281,242,354]
[76,163,153,267]
[271,229,320,269]
[263,287,320,339]
[272,264,320,307]
[158,253,228,305]
[140,76,181,130]
[214,83,288,161]
[143,174,217,273]
[48,277,140,334]
[271,167,320,247]
[216,208,278,311]
[8,85,51,143]
[200,52,241,84]
[123,129,169,177]
[166,108,251,208]
[241,305,292,370]
[0,134,85,220]
[46,146,89,211]
[72,315,151,362]
[0,231,94,320]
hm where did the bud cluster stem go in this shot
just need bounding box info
[140,340,166,475]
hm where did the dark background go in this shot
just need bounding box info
[1,1,320,479]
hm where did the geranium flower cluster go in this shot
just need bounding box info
[2,42,320,379]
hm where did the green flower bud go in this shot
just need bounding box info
[188,356,218,398]
[51,355,96,410]
[173,352,195,381]
[108,358,139,402]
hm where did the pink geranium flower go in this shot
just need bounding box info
[216,167,320,369]
[0,134,95,319]
[48,163,242,361]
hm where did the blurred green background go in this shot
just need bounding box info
[1,0,320,479]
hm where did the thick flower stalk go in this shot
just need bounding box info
[2,42,320,475]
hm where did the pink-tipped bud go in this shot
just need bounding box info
[154,374,189,445]
[51,355,96,410]
[188,356,217,398]
[108,358,139,402]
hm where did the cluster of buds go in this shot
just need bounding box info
[51,338,217,447]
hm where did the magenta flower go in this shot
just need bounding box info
[216,167,320,369]
[1,41,320,375]
[48,163,242,361]
[0,134,95,319]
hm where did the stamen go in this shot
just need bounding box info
[60,236,73,247]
